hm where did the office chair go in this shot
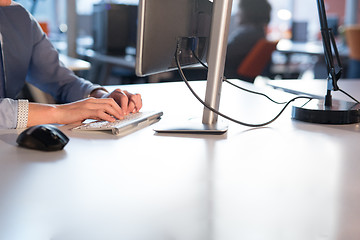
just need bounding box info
[345,25,360,78]
[236,38,278,82]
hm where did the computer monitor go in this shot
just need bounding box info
[93,3,138,56]
[291,21,308,42]
[135,0,212,76]
[326,15,339,36]
[136,0,233,134]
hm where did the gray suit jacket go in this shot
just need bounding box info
[0,3,99,128]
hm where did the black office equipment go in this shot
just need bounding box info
[327,15,339,36]
[291,21,308,42]
[92,3,138,56]
[17,125,69,151]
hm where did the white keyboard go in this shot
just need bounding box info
[72,111,163,135]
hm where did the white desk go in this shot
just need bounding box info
[267,78,360,101]
[1,80,360,240]
[274,39,350,79]
[276,39,349,57]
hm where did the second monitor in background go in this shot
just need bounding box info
[92,3,138,56]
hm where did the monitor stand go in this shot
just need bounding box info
[153,118,228,135]
[153,0,232,135]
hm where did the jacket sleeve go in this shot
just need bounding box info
[25,15,100,103]
[0,98,19,129]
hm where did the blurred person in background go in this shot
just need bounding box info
[224,0,272,82]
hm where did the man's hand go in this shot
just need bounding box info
[27,97,125,127]
[90,88,142,115]
[26,88,143,127]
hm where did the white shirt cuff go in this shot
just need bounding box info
[16,99,29,129]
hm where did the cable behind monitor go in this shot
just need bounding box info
[190,48,360,125]
[175,45,313,128]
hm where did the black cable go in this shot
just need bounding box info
[176,48,312,127]
[192,51,208,69]
[223,78,288,104]
[339,89,360,103]
[191,50,287,105]
[191,50,360,106]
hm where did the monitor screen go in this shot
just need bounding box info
[135,0,213,76]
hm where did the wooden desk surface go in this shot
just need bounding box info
[1,80,360,239]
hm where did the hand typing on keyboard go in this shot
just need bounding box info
[99,89,143,115]
[26,88,142,127]
[30,88,142,127]
[54,98,124,124]
[82,88,142,121]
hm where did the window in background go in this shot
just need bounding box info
[14,0,67,42]
[76,0,102,15]
[76,0,139,45]
[230,0,293,40]
[267,0,293,40]
[232,0,320,42]
[76,0,139,15]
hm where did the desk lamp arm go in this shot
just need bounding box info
[291,0,360,124]
[316,0,343,106]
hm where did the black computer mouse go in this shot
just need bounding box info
[16,124,69,151]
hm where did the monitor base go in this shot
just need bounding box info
[292,99,360,124]
[153,119,228,135]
